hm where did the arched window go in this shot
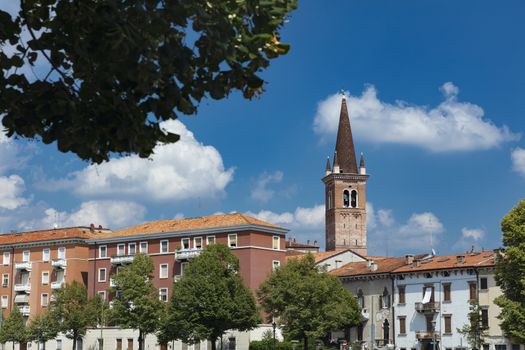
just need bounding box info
[357,289,364,308]
[351,190,357,208]
[328,190,332,209]
[343,190,350,208]
[382,287,390,308]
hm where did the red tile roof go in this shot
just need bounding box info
[330,257,408,277]
[0,227,104,245]
[393,251,495,273]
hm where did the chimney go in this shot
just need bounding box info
[405,254,414,265]
[370,261,378,272]
[89,223,95,233]
[456,255,465,264]
[413,260,421,268]
[313,240,317,246]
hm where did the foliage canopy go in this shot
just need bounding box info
[0,0,297,163]
[162,244,259,350]
[0,306,28,346]
[495,199,525,342]
[257,254,360,350]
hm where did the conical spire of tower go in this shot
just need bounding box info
[359,152,365,168]
[334,97,358,174]
[325,157,331,172]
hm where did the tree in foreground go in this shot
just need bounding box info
[27,311,60,350]
[161,244,259,350]
[495,199,525,342]
[457,300,488,350]
[0,0,297,163]
[258,254,360,350]
[50,281,99,350]
[110,253,163,350]
[0,306,28,350]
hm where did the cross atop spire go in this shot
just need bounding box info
[334,97,358,174]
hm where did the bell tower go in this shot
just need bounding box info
[323,96,368,255]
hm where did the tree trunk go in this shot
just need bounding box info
[210,337,217,350]
[138,330,143,350]
[72,331,77,350]
[303,336,308,350]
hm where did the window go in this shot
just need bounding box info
[398,286,405,304]
[444,315,452,333]
[2,273,8,287]
[357,289,364,308]
[127,339,133,350]
[194,237,203,250]
[272,260,281,270]
[23,250,30,262]
[495,346,507,350]
[116,339,122,350]
[2,252,9,265]
[469,282,477,300]
[58,247,66,259]
[480,277,488,290]
[443,283,451,302]
[206,236,216,245]
[483,345,490,350]
[512,345,520,350]
[357,325,363,341]
[42,271,50,284]
[117,244,125,256]
[343,190,350,208]
[41,293,49,307]
[128,243,136,255]
[160,240,169,253]
[181,262,188,276]
[98,268,107,282]
[351,190,357,208]
[398,317,406,334]
[181,238,190,250]
[98,291,106,301]
[42,248,50,262]
[228,234,238,248]
[1,295,8,308]
[272,236,280,250]
[99,245,107,258]
[159,288,168,302]
[328,190,332,210]
[159,264,168,279]
[228,337,236,350]
[381,287,390,308]
[139,242,148,254]
[481,308,489,328]
[57,339,62,350]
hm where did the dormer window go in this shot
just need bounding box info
[343,190,350,208]
[351,190,357,208]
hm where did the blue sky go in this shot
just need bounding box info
[1,1,525,256]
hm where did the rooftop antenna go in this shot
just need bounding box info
[53,212,59,229]
[429,216,436,256]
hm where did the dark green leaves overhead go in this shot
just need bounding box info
[0,0,297,163]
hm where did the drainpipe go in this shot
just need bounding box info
[10,247,14,313]
[391,276,395,348]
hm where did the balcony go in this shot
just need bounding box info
[51,258,67,268]
[19,305,30,316]
[416,331,441,341]
[51,281,65,289]
[110,255,134,265]
[174,275,182,282]
[14,284,31,293]
[14,261,31,270]
[110,278,116,288]
[175,248,202,261]
[415,302,440,313]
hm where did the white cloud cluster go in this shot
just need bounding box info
[461,227,485,241]
[367,204,445,255]
[452,227,486,251]
[20,200,146,230]
[511,147,525,178]
[0,175,29,210]
[250,171,284,203]
[44,120,234,202]
[314,83,519,152]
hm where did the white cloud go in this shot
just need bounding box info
[461,227,485,241]
[22,200,146,230]
[511,147,525,178]
[43,120,234,201]
[314,83,519,152]
[246,204,325,243]
[0,175,29,210]
[250,171,284,203]
[378,209,394,227]
[452,227,486,252]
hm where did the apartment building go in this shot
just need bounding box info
[0,213,287,350]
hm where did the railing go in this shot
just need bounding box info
[51,258,67,268]
[175,248,202,261]
[416,331,441,341]
[14,261,31,270]
[51,281,65,289]
[415,302,440,313]
[174,275,182,282]
[110,255,134,265]
[14,284,31,292]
